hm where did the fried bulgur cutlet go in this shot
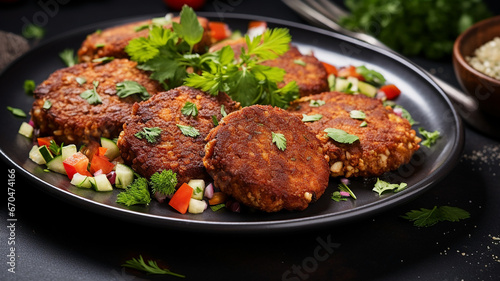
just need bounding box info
[117,86,240,186]
[210,40,329,97]
[78,17,215,62]
[261,45,329,97]
[31,58,163,145]
[203,105,330,212]
[288,92,421,178]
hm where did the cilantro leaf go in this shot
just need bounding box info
[181,101,198,117]
[177,124,200,138]
[135,127,162,143]
[150,170,177,196]
[349,110,366,120]
[309,99,325,107]
[401,206,470,227]
[372,178,407,196]
[116,177,151,206]
[116,81,151,101]
[24,80,36,95]
[122,255,185,277]
[419,127,441,148]
[302,114,323,122]
[80,81,102,105]
[324,128,359,144]
[272,132,287,151]
[42,100,52,110]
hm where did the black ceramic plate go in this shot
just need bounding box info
[0,13,464,233]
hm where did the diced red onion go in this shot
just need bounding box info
[154,191,168,203]
[226,200,241,213]
[204,183,214,199]
[340,178,350,185]
[28,119,34,127]
[106,171,116,185]
[339,191,351,197]
[393,107,403,117]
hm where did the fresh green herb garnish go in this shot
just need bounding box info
[59,49,78,67]
[349,110,366,120]
[211,115,219,126]
[22,24,45,39]
[419,127,441,148]
[355,66,385,86]
[210,203,226,212]
[272,132,287,151]
[359,121,367,127]
[135,127,162,143]
[177,124,200,138]
[293,59,306,66]
[116,177,151,206]
[338,183,357,199]
[150,169,177,196]
[181,101,198,117]
[24,80,36,95]
[48,140,63,156]
[80,81,102,105]
[302,114,323,122]
[221,105,227,117]
[340,0,491,59]
[92,56,114,63]
[401,206,470,227]
[42,100,52,110]
[116,81,151,101]
[75,77,87,85]
[309,99,326,107]
[372,178,407,196]
[7,106,26,118]
[324,128,359,144]
[331,191,347,202]
[122,255,185,278]
[95,43,105,48]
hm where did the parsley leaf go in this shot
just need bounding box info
[401,206,470,227]
[372,178,407,196]
[272,132,287,151]
[122,255,185,278]
[302,114,323,122]
[80,81,102,105]
[419,127,441,148]
[7,106,27,118]
[349,110,366,120]
[331,191,347,202]
[22,24,45,39]
[135,127,162,143]
[150,170,177,196]
[116,81,151,101]
[116,177,151,206]
[177,124,200,138]
[181,102,198,117]
[24,80,36,95]
[172,6,204,51]
[59,49,78,67]
[42,100,52,110]
[309,99,325,107]
[324,128,359,144]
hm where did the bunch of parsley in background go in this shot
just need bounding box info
[340,0,492,59]
[125,5,299,108]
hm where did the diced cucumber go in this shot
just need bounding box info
[93,174,113,192]
[358,81,377,98]
[346,77,359,92]
[327,74,336,91]
[100,137,120,160]
[115,163,134,189]
[188,198,207,214]
[18,122,33,138]
[38,145,54,163]
[29,145,46,165]
[70,173,96,189]
[46,155,67,175]
[334,77,349,92]
[188,179,205,200]
[61,144,77,161]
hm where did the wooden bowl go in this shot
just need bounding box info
[453,15,500,118]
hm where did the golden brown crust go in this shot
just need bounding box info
[203,105,330,212]
[117,86,240,186]
[288,91,421,178]
[31,58,164,145]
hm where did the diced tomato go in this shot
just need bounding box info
[63,152,91,180]
[209,22,231,41]
[321,62,338,76]
[96,146,108,157]
[379,84,401,100]
[89,154,115,175]
[169,183,193,214]
[37,136,54,147]
[337,65,364,81]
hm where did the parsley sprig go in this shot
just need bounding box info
[135,127,162,143]
[116,177,151,206]
[401,206,470,227]
[122,255,185,278]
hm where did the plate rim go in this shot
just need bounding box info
[0,12,464,233]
